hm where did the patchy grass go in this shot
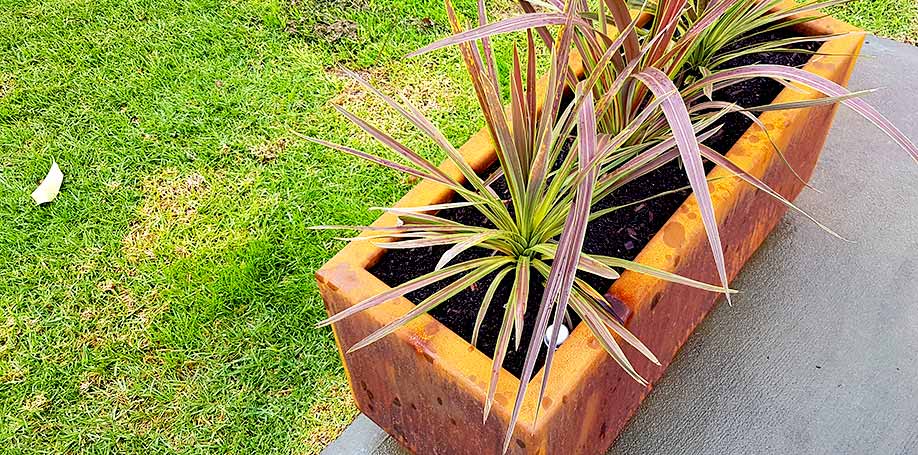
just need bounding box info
[828,0,918,44]
[0,0,518,453]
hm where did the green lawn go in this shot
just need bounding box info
[0,0,914,453]
[0,0,521,452]
[828,0,918,43]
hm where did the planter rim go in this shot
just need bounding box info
[316,3,865,436]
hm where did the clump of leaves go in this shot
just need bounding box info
[308,0,917,451]
[305,0,739,450]
[409,0,916,448]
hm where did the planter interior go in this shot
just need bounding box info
[316,7,865,454]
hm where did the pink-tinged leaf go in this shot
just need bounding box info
[294,133,456,188]
[569,292,647,385]
[516,0,557,49]
[685,0,741,41]
[594,255,736,293]
[523,0,563,10]
[557,19,639,127]
[634,68,732,306]
[572,276,611,309]
[645,0,688,66]
[526,30,538,146]
[739,89,876,113]
[370,201,482,213]
[510,44,531,169]
[531,243,619,279]
[472,268,513,347]
[667,0,741,64]
[483,166,505,188]
[504,87,600,452]
[385,209,462,226]
[375,234,477,249]
[697,144,848,240]
[690,65,918,163]
[540,84,600,388]
[602,0,640,60]
[335,232,444,242]
[600,126,723,192]
[484,273,523,423]
[593,16,681,123]
[477,0,499,87]
[408,13,585,58]
[590,301,660,366]
[338,68,497,201]
[512,256,531,350]
[318,256,512,327]
[348,260,506,352]
[571,283,659,364]
[688,100,817,190]
[442,6,526,208]
[308,224,479,233]
[528,4,579,195]
[435,231,501,270]
[330,105,458,184]
[590,183,713,220]
[585,95,676,175]
[577,253,620,279]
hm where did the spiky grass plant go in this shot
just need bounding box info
[305,0,756,451]
[308,0,917,450]
[402,0,917,449]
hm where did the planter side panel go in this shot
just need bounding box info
[317,264,519,455]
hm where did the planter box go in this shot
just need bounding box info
[316,10,865,455]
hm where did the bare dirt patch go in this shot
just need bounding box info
[300,380,358,450]
[324,58,465,131]
[122,170,208,262]
[314,20,358,43]
[250,138,287,163]
[0,74,13,98]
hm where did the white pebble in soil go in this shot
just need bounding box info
[544,323,569,348]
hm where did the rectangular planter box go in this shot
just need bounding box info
[316,10,865,455]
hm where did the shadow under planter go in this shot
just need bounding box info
[316,10,865,455]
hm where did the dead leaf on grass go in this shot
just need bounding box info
[31,160,63,205]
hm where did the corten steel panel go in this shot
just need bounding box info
[315,8,865,455]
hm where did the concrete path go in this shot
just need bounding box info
[321,35,918,455]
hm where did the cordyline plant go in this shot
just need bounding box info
[399,0,917,449]
[305,0,733,447]
[307,0,918,451]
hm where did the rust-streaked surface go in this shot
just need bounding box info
[315,11,864,455]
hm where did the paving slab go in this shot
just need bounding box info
[321,35,918,455]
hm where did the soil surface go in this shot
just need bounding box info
[369,29,820,378]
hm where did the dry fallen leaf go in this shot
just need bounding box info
[31,160,63,205]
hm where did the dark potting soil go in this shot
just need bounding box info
[369,29,820,378]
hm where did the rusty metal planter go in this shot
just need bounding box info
[316,13,865,455]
